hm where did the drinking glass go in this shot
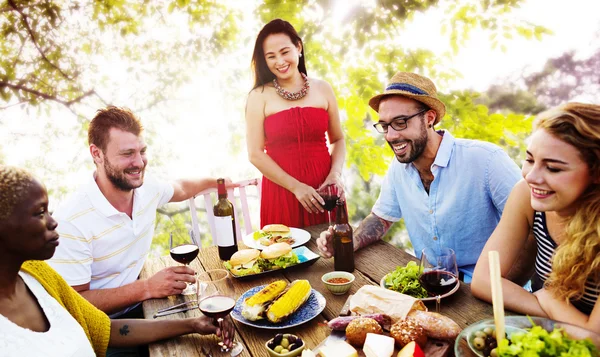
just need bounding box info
[197,269,243,355]
[317,184,341,225]
[169,231,199,295]
[419,247,458,313]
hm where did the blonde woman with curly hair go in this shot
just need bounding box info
[472,102,600,332]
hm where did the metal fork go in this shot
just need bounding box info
[156,299,197,314]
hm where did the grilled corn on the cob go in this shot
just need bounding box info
[266,280,311,323]
[241,280,287,321]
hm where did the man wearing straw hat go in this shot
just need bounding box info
[318,72,526,283]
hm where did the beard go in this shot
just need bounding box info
[388,117,428,164]
[103,157,145,191]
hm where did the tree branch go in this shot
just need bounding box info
[7,0,72,80]
[0,80,95,107]
[0,100,29,110]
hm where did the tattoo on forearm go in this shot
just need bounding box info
[119,325,130,336]
[354,213,393,250]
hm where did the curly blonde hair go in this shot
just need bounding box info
[0,166,34,221]
[536,103,600,301]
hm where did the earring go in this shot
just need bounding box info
[299,53,302,58]
[428,124,433,128]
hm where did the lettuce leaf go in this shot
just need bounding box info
[223,260,262,277]
[383,261,428,298]
[269,252,299,269]
[498,324,599,356]
[253,230,270,240]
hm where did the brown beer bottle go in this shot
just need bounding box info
[213,178,238,260]
[333,199,354,272]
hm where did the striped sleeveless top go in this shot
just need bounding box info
[532,211,599,315]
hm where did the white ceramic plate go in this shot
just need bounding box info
[242,227,311,250]
[380,273,460,302]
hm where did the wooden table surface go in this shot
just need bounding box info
[140,224,496,356]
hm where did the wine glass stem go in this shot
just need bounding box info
[436,295,441,313]
[218,317,229,352]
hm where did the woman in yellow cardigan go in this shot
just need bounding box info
[0,166,233,356]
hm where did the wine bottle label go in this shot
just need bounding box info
[214,216,235,246]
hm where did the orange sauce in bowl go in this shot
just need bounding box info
[327,277,350,284]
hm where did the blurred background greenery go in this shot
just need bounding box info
[1,0,599,257]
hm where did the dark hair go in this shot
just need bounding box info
[251,19,307,90]
[88,106,143,152]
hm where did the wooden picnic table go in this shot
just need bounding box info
[140,223,496,356]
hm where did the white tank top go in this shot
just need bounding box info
[0,272,96,357]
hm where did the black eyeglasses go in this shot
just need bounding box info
[373,108,429,134]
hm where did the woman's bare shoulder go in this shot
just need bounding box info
[309,77,332,90]
[510,179,535,218]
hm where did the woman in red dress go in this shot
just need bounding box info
[246,19,345,228]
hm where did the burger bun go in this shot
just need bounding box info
[229,248,260,266]
[260,242,292,260]
[262,224,290,233]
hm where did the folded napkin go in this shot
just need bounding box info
[349,285,426,322]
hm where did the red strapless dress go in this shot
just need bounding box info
[261,107,331,228]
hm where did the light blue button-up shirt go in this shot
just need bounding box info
[372,131,521,281]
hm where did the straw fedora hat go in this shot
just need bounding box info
[369,72,446,125]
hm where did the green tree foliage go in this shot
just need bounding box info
[0,0,243,113]
[1,0,551,251]
[478,31,600,115]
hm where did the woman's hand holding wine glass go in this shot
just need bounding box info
[317,184,341,225]
[197,269,243,355]
[419,247,458,313]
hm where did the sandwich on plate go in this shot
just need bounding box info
[223,248,265,276]
[253,224,295,246]
[260,242,299,269]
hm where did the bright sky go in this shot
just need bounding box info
[1,0,598,212]
[401,0,600,93]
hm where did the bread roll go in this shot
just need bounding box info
[229,249,260,266]
[390,317,427,348]
[262,224,291,236]
[345,317,383,347]
[407,310,462,340]
[260,242,292,259]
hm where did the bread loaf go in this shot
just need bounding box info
[390,317,427,348]
[345,317,383,347]
[407,310,462,340]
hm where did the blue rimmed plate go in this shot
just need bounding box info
[231,285,326,329]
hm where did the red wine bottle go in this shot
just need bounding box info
[214,178,238,260]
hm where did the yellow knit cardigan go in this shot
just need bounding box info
[20,260,111,356]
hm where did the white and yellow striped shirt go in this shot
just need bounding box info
[48,173,174,291]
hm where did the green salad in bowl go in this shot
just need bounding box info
[498,323,598,356]
[380,261,428,298]
[455,316,600,357]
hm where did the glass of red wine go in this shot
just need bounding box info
[197,269,243,355]
[317,184,341,225]
[418,247,458,313]
[169,231,200,295]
